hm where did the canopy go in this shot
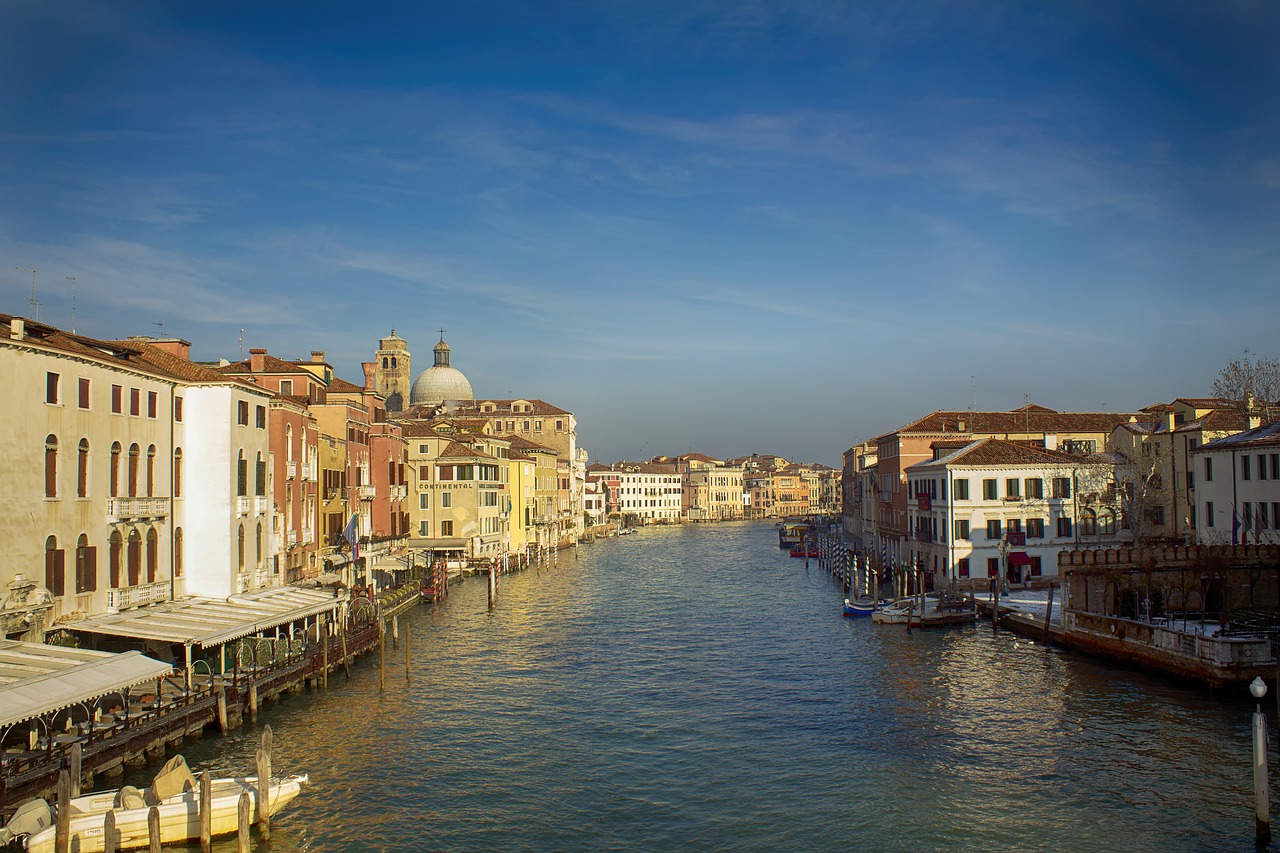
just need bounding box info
[0,641,173,729]
[1009,551,1034,567]
[59,587,341,649]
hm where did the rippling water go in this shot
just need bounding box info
[167,522,1269,852]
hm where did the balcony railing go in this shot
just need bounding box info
[106,580,170,611]
[255,569,269,589]
[357,485,377,500]
[106,497,169,521]
[287,460,299,479]
[237,495,251,516]
[302,526,315,544]
[288,529,299,545]
[254,495,269,515]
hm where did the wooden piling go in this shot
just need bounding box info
[391,615,399,650]
[216,686,229,735]
[247,680,259,720]
[1044,583,1056,645]
[69,741,82,798]
[103,810,117,853]
[322,627,329,689]
[341,631,351,680]
[256,725,273,842]
[237,791,251,853]
[147,805,161,853]
[488,563,496,610]
[379,622,386,693]
[55,770,70,853]
[199,770,211,852]
[405,621,411,686]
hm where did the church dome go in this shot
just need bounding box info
[410,336,473,406]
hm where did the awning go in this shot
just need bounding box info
[323,553,350,567]
[0,641,173,728]
[59,587,342,649]
[1009,551,1034,566]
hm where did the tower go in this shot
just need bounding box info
[374,330,411,413]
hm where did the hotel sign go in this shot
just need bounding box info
[915,493,931,511]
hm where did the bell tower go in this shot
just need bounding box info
[374,330,411,413]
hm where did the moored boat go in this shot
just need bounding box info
[789,543,807,558]
[842,596,876,618]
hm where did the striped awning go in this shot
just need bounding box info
[0,641,173,728]
[59,587,342,649]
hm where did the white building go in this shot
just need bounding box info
[906,438,1124,587]
[600,462,683,523]
[1190,419,1280,546]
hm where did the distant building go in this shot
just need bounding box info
[1191,418,1280,546]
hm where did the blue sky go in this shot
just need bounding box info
[4,2,1279,465]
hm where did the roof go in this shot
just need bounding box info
[325,377,366,394]
[507,435,557,454]
[438,440,494,460]
[0,642,173,729]
[893,406,1137,437]
[461,399,571,416]
[1194,421,1280,452]
[215,352,312,376]
[907,438,1081,471]
[113,341,264,390]
[60,587,342,648]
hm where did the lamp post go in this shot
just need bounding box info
[1251,676,1270,846]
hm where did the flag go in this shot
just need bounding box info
[343,513,360,561]
[1231,510,1240,546]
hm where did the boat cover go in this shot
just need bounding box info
[150,755,196,803]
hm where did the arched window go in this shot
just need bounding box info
[174,448,183,498]
[109,530,122,588]
[127,443,140,497]
[174,528,184,578]
[390,356,397,369]
[146,445,156,497]
[76,534,97,593]
[238,524,246,570]
[286,425,294,462]
[256,521,263,568]
[237,451,247,497]
[1100,509,1116,535]
[1079,509,1097,536]
[127,528,141,586]
[382,357,388,369]
[44,435,58,498]
[110,442,122,497]
[78,439,89,497]
[45,535,65,597]
[146,528,158,583]
[256,451,266,496]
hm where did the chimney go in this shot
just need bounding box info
[361,361,376,390]
[311,350,325,363]
[957,418,967,432]
[1247,394,1261,430]
[148,338,193,361]
[1165,410,1176,432]
[1044,434,1058,451]
[9,318,24,340]
[249,348,267,372]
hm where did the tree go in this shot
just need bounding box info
[1211,350,1280,422]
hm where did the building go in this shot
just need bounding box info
[592,462,682,524]
[409,335,473,409]
[370,331,411,414]
[1191,418,1280,546]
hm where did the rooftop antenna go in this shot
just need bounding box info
[153,321,164,335]
[239,328,245,360]
[970,376,976,411]
[64,276,76,333]
[17,266,39,320]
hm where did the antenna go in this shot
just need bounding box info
[64,276,76,333]
[239,328,245,359]
[153,321,165,335]
[970,376,976,411]
[17,267,39,320]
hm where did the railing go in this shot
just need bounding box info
[237,573,250,593]
[106,580,170,610]
[106,497,169,521]
[254,569,269,589]
[288,529,299,545]
[301,527,315,544]
[237,495,251,516]
[287,460,298,478]
[357,485,377,500]
[254,495,269,515]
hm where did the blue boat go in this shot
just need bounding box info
[843,596,875,618]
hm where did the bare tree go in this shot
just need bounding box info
[1075,445,1169,549]
[1211,350,1280,422]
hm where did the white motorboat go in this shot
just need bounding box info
[19,756,308,853]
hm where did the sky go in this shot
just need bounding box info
[3,1,1279,466]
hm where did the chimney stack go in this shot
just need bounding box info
[361,361,376,390]
[311,350,325,363]
[249,347,267,372]
[9,318,24,340]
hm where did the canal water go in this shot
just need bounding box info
[170,522,1268,852]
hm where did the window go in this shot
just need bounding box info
[1026,478,1043,499]
[441,520,453,536]
[238,400,250,425]
[128,444,140,497]
[556,419,563,431]
[127,529,141,586]
[1007,519,1023,535]
[146,528,158,583]
[441,492,452,508]
[110,442,121,497]
[129,387,140,416]
[523,420,531,431]
[1052,477,1071,499]
[419,520,429,536]
[45,536,65,597]
[982,479,997,500]
[174,449,183,497]
[438,466,453,481]
[1148,505,1165,525]
[1030,556,1043,577]
[1205,457,1213,482]
[1027,518,1045,538]
[1261,455,1269,481]
[146,446,156,497]
[987,557,1000,577]
[256,522,263,568]
[1080,509,1097,536]
[108,530,122,588]
[147,391,158,418]
[419,492,429,510]
[958,558,970,578]
[256,452,267,495]
[1243,455,1252,480]
[1099,509,1116,535]
[1005,478,1020,499]
[238,524,245,570]
[46,372,60,404]
[1205,501,1215,528]
[174,528,183,577]
[174,396,183,421]
[44,434,58,497]
[75,535,96,593]
[986,519,1002,539]
[1056,516,1073,537]
[1272,454,1280,481]
[534,420,542,432]
[954,519,970,540]
[256,405,266,428]
[237,451,247,496]
[111,384,122,413]
[78,378,90,409]
[280,380,293,396]
[954,479,969,500]
[77,439,89,497]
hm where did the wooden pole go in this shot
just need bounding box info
[147,805,161,853]
[322,625,329,690]
[391,615,399,650]
[55,770,70,853]
[215,686,229,735]
[247,680,259,721]
[341,631,351,680]
[379,622,386,693]
[199,770,212,852]
[1255,704,1271,846]
[69,741,82,798]
[488,563,496,610]
[103,810,117,853]
[237,791,251,853]
[256,725,272,842]
[405,621,412,686]
[1044,583,1056,645]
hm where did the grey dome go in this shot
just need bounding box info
[409,337,473,406]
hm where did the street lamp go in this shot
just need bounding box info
[1251,676,1270,846]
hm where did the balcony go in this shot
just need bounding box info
[106,497,169,522]
[357,485,377,500]
[254,495,269,515]
[301,526,315,544]
[237,495,251,516]
[106,580,170,611]
[288,529,299,545]
[287,460,298,479]
[255,569,270,589]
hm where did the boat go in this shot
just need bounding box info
[18,756,308,853]
[789,543,807,558]
[871,593,978,627]
[778,523,808,548]
[870,596,920,624]
[807,546,820,558]
[842,596,876,618]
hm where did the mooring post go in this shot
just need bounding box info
[322,625,329,690]
[488,563,497,610]
[55,770,70,853]
[341,630,351,680]
[1252,678,1271,847]
[256,725,273,842]
[69,741,82,798]
[379,621,386,693]
[147,805,161,853]
[103,810,117,853]
[405,621,412,685]
[392,615,399,651]
[237,790,251,853]
[215,686,229,735]
[199,770,212,852]
[247,680,259,721]
[1044,583,1056,645]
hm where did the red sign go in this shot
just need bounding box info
[1005,532,1026,546]
[916,493,931,511]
